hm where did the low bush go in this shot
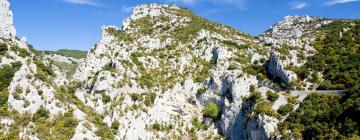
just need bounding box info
[278,103,294,116]
[111,120,120,131]
[196,88,206,96]
[0,62,22,91]
[144,92,156,107]
[0,43,8,55]
[191,117,208,130]
[33,58,54,82]
[222,40,243,49]
[33,106,49,121]
[203,102,220,119]
[102,94,111,103]
[266,90,279,102]
[129,93,142,102]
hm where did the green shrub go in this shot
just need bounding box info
[102,94,111,103]
[95,121,114,139]
[151,122,161,131]
[278,92,354,138]
[137,73,154,88]
[149,121,173,132]
[0,43,8,55]
[249,85,255,93]
[0,62,22,91]
[10,45,30,58]
[254,101,279,118]
[103,64,117,73]
[228,64,238,70]
[191,117,208,130]
[293,66,310,80]
[244,64,266,76]
[129,94,142,102]
[276,45,290,55]
[266,90,279,102]
[196,88,206,96]
[203,102,220,119]
[278,103,294,116]
[33,106,49,121]
[0,91,8,110]
[130,52,145,71]
[33,58,54,82]
[111,120,120,131]
[257,73,266,80]
[222,40,244,49]
[304,20,360,90]
[18,48,30,58]
[246,92,262,103]
[263,42,273,46]
[193,59,215,83]
[33,111,79,140]
[144,92,156,107]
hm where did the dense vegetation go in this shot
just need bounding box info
[203,102,220,119]
[44,49,87,59]
[279,92,359,139]
[301,20,360,90]
[279,20,360,139]
[0,62,22,114]
[33,58,55,83]
[0,43,8,55]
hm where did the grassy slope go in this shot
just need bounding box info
[44,49,87,59]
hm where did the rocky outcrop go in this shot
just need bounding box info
[2,1,350,139]
[260,15,328,47]
[0,0,16,39]
[122,4,182,30]
[266,51,297,84]
[245,114,278,140]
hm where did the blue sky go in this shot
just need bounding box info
[10,0,360,51]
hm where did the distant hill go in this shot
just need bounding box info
[43,49,87,59]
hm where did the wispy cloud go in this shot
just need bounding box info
[165,0,247,10]
[326,0,359,5]
[212,0,247,10]
[290,2,309,9]
[121,6,134,14]
[166,0,195,5]
[205,8,234,14]
[62,0,100,6]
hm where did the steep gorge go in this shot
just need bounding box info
[0,1,359,139]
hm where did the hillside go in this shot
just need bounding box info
[0,1,359,140]
[43,49,88,59]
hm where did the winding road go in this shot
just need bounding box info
[290,90,345,96]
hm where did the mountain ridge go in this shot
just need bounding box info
[0,2,359,140]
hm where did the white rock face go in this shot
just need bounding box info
[260,15,327,47]
[245,114,278,140]
[266,51,297,84]
[0,0,16,39]
[219,75,259,140]
[122,4,180,30]
[2,1,340,139]
[71,121,100,140]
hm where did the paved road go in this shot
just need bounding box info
[290,90,345,96]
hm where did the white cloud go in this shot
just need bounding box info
[165,0,247,10]
[326,0,359,5]
[121,6,134,13]
[290,2,309,9]
[63,0,100,6]
[166,0,195,5]
[212,0,247,10]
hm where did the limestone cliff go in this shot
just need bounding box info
[0,1,355,140]
[0,0,15,39]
